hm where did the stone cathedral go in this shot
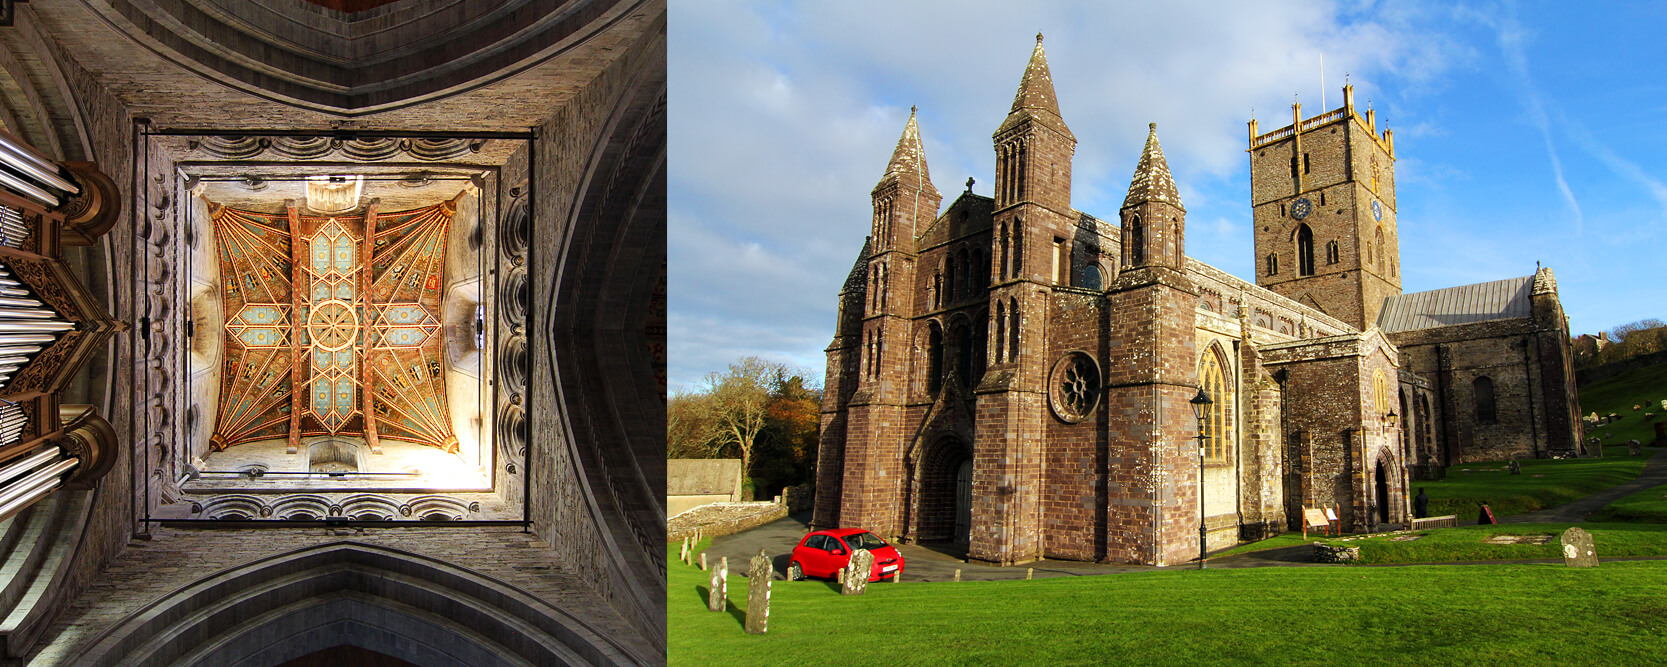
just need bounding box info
[0,1,666,664]
[815,36,1580,567]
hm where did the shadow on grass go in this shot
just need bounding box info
[693,583,750,629]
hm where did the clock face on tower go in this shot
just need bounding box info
[1372,199,1383,222]
[1291,197,1312,220]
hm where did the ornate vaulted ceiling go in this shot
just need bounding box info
[209,194,460,453]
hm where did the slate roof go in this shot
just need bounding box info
[1376,275,1533,333]
[841,238,871,293]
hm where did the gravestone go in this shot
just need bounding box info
[1026,568,1034,580]
[745,550,770,634]
[1508,460,1521,474]
[700,552,707,571]
[1629,440,1642,456]
[842,549,873,595]
[1560,527,1598,567]
[707,559,727,612]
[953,568,961,582]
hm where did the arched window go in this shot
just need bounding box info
[1199,351,1229,460]
[1266,252,1279,276]
[1012,223,1024,276]
[944,258,957,304]
[1326,240,1339,264]
[1128,215,1144,266]
[1080,264,1104,291]
[952,322,972,386]
[1296,224,1315,276]
[1473,376,1496,424]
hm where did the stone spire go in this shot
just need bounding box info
[1123,123,1184,211]
[881,106,935,192]
[1532,264,1557,295]
[997,34,1072,139]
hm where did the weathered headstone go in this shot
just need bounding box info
[1025,567,1034,580]
[1560,527,1598,567]
[842,549,873,595]
[953,568,961,582]
[745,550,770,634]
[1628,440,1642,456]
[700,552,708,571]
[707,560,728,612]
[1507,460,1521,474]
[680,537,689,564]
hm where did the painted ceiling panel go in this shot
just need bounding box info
[210,200,456,450]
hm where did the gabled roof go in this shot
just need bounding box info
[1122,123,1183,210]
[1377,275,1534,333]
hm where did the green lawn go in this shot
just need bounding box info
[1578,361,1667,448]
[670,540,1667,665]
[1315,522,1667,564]
[1413,444,1649,518]
[1592,484,1667,523]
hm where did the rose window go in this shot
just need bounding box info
[1049,352,1100,423]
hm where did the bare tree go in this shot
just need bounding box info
[667,389,718,459]
[703,357,778,484]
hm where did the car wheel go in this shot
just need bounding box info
[787,562,804,581]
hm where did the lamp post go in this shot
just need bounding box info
[1190,388,1213,570]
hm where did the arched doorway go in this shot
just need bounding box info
[1375,460,1390,525]
[915,436,972,543]
[955,460,973,545]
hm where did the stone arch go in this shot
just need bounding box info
[1371,449,1406,526]
[1295,223,1315,275]
[913,435,974,543]
[66,541,644,665]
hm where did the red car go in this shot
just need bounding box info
[788,528,904,582]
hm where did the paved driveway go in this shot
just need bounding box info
[703,512,1336,582]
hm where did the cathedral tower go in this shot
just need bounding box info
[1103,123,1202,565]
[835,110,941,535]
[1249,85,1400,330]
[969,34,1077,565]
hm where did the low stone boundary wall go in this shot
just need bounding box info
[667,502,787,543]
[1411,515,1458,530]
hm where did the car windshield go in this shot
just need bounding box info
[841,532,887,550]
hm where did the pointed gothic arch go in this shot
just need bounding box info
[1296,223,1315,276]
[1198,344,1234,460]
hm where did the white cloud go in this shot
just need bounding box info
[669,1,1489,386]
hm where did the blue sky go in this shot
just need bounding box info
[669,1,1667,392]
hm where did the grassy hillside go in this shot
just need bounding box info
[1578,361,1667,447]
